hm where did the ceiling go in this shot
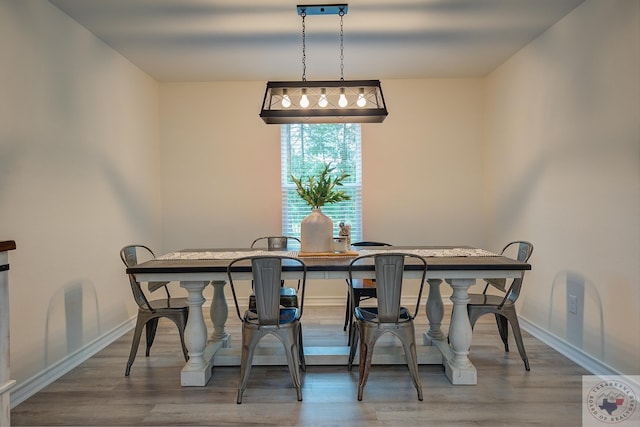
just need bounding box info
[48,0,585,82]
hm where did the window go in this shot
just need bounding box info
[281,123,362,243]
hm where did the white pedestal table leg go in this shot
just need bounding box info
[209,280,231,347]
[424,279,446,344]
[180,281,213,386]
[435,278,477,385]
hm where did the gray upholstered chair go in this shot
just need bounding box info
[466,241,534,371]
[119,245,188,376]
[250,236,301,308]
[227,255,307,404]
[347,252,427,401]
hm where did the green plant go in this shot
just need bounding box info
[291,163,351,208]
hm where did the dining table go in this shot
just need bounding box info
[127,246,531,387]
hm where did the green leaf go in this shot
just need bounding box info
[291,163,351,208]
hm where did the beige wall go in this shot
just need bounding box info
[0,1,160,384]
[159,79,486,251]
[485,0,640,374]
[158,79,486,300]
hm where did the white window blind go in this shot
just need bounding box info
[281,123,362,243]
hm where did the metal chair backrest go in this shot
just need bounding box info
[120,245,170,311]
[228,256,307,325]
[350,240,392,284]
[352,241,392,248]
[484,241,534,306]
[251,236,301,251]
[349,253,427,322]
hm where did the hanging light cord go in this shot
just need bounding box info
[301,7,345,82]
[301,11,307,82]
[339,8,345,81]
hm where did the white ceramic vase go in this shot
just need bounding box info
[300,207,333,253]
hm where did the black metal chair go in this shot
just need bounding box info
[119,245,188,376]
[343,242,392,343]
[227,255,307,403]
[249,236,301,309]
[347,252,427,401]
[466,241,534,371]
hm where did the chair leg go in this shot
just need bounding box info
[164,313,189,362]
[357,328,376,401]
[145,318,159,357]
[237,328,262,404]
[507,315,530,371]
[281,327,303,402]
[125,315,147,376]
[177,317,189,362]
[495,314,509,352]
[467,307,480,331]
[347,292,363,347]
[398,326,423,401]
[298,324,306,372]
[347,321,359,371]
[343,291,351,332]
[348,314,356,348]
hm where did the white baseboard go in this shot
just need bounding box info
[10,317,136,409]
[519,316,621,377]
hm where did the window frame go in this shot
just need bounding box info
[280,123,363,244]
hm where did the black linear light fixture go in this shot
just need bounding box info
[259,3,388,124]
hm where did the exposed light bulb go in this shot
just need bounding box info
[281,89,291,108]
[300,88,310,108]
[318,88,328,108]
[356,88,366,107]
[338,88,348,108]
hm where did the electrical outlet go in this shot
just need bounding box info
[568,294,578,314]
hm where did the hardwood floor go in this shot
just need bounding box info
[11,305,590,426]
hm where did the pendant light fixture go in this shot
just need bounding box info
[259,4,388,124]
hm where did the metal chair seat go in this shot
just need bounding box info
[249,287,298,310]
[245,307,300,324]
[468,293,509,306]
[354,306,412,323]
[146,297,188,310]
